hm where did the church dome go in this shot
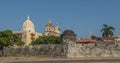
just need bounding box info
[22,16,35,32]
[63,30,75,35]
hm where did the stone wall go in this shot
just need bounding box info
[0,42,120,58]
[1,30,120,58]
[1,44,65,57]
[67,42,120,58]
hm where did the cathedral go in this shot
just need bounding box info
[44,19,61,36]
[14,16,61,45]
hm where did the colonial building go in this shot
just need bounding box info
[44,19,61,36]
[13,17,61,45]
[76,33,120,44]
[13,16,42,45]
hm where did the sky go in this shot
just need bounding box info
[0,0,120,38]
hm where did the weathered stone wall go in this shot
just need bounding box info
[2,44,65,57]
[0,42,120,58]
[1,30,120,58]
[67,42,120,58]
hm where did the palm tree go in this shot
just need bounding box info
[101,24,115,38]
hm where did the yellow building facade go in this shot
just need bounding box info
[14,16,42,45]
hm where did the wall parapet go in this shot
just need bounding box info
[2,44,65,57]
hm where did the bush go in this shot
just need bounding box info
[31,36,62,45]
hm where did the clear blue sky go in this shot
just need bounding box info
[0,0,120,38]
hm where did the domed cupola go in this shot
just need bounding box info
[61,30,76,45]
[63,30,75,36]
[22,16,35,32]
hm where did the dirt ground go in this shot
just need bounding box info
[0,56,120,63]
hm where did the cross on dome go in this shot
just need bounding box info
[27,16,30,20]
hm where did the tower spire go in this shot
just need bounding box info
[48,18,51,23]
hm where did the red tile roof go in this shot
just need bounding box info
[76,39,96,43]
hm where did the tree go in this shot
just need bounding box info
[0,30,13,46]
[0,30,13,56]
[101,24,115,38]
[12,34,24,46]
[31,36,62,45]
[0,30,24,56]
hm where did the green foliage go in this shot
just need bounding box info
[0,30,13,47]
[0,30,24,56]
[12,34,24,46]
[101,24,115,38]
[0,30,24,48]
[31,36,62,45]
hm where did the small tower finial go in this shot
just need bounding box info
[27,16,30,20]
[48,18,51,23]
[89,32,93,39]
[90,32,93,36]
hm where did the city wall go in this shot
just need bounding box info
[0,42,120,58]
[0,30,120,58]
[67,42,120,58]
[0,44,65,57]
